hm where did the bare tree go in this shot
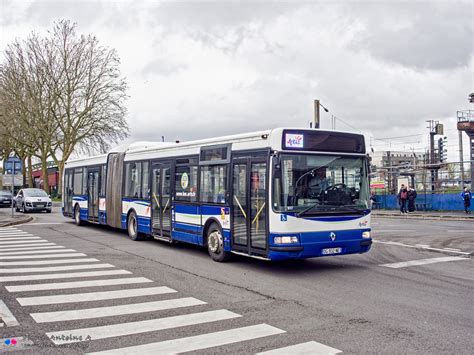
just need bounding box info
[47,21,129,196]
[1,20,129,196]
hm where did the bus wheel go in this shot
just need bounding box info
[127,211,144,241]
[207,223,230,262]
[74,205,83,226]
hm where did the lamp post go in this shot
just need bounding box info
[314,99,329,129]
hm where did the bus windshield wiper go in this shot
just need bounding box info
[296,202,322,217]
[324,204,367,214]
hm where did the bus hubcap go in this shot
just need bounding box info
[129,217,136,236]
[208,231,221,253]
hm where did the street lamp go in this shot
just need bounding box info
[314,99,329,129]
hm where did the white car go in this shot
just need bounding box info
[15,188,52,213]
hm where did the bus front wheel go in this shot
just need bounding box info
[127,211,144,241]
[207,223,230,262]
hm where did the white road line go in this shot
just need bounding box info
[0,237,41,241]
[0,240,49,245]
[0,258,99,266]
[18,286,176,306]
[48,309,241,345]
[24,223,65,225]
[415,244,430,247]
[0,253,86,260]
[0,242,54,249]
[0,249,76,256]
[86,323,286,355]
[0,269,131,282]
[0,245,62,252]
[443,248,461,251]
[31,297,206,323]
[257,341,342,354]
[447,230,473,233]
[0,300,19,327]
[6,277,153,292]
[0,263,114,274]
[0,232,31,236]
[380,256,469,269]
[373,240,471,255]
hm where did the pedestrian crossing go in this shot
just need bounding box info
[0,226,340,354]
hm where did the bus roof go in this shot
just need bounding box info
[65,127,365,168]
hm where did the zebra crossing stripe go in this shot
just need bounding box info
[6,277,153,292]
[0,258,100,266]
[86,323,285,355]
[257,341,342,354]
[0,240,49,245]
[31,297,206,323]
[47,309,241,344]
[0,253,86,260]
[18,286,176,306]
[0,237,41,241]
[0,269,131,282]
[0,263,115,274]
[0,243,56,249]
[0,245,63,252]
[0,300,19,326]
[0,249,76,256]
[380,256,469,269]
[0,232,32,236]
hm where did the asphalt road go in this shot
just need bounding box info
[0,210,472,354]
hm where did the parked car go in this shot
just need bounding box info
[14,188,52,213]
[0,190,13,207]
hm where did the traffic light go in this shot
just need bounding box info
[438,137,447,162]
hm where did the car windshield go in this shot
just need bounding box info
[24,189,48,197]
[273,154,369,214]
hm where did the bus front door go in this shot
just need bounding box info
[87,168,99,222]
[151,162,172,239]
[231,157,267,255]
[64,170,74,216]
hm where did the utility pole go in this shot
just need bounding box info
[313,99,329,129]
[427,120,442,193]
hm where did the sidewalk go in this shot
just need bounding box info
[0,208,33,227]
[372,209,474,221]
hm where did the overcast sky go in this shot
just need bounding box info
[1,0,473,160]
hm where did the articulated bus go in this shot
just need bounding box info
[62,128,372,261]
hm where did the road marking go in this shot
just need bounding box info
[31,297,206,323]
[0,249,76,256]
[0,258,100,266]
[0,237,41,241]
[0,242,54,249]
[0,263,114,274]
[257,341,342,354]
[443,247,461,251]
[0,253,86,260]
[87,324,286,355]
[6,277,153,292]
[373,240,471,255]
[0,300,19,327]
[18,286,176,306]
[0,232,31,236]
[24,222,65,225]
[48,309,241,344]
[0,269,131,282]
[447,230,473,233]
[380,256,469,269]
[0,245,62,252]
[0,240,49,245]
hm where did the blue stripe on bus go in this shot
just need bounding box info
[174,204,199,214]
[122,198,151,207]
[201,205,230,215]
[72,195,87,201]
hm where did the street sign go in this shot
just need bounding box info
[1,174,23,187]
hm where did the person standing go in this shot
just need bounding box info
[407,186,417,213]
[398,184,408,214]
[460,187,472,214]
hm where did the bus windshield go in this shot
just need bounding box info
[273,154,369,215]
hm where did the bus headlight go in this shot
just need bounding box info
[362,231,371,239]
[274,236,299,244]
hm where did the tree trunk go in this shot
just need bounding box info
[41,156,50,195]
[57,160,64,199]
[27,155,34,188]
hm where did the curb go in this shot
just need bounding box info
[372,214,473,222]
[0,215,34,227]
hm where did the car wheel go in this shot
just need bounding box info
[207,223,230,262]
[15,202,19,212]
[21,203,26,213]
[127,211,144,241]
[74,205,83,226]
[46,209,52,214]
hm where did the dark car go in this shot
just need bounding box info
[0,190,13,207]
[14,188,52,213]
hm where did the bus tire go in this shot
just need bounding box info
[74,205,83,226]
[127,211,144,241]
[207,223,230,262]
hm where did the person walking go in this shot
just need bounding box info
[460,187,472,214]
[407,186,417,213]
[397,184,408,214]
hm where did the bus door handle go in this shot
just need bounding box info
[251,202,266,225]
[152,193,161,208]
[233,196,247,219]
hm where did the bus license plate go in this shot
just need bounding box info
[322,247,342,255]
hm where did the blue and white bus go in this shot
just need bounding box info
[63,128,372,261]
